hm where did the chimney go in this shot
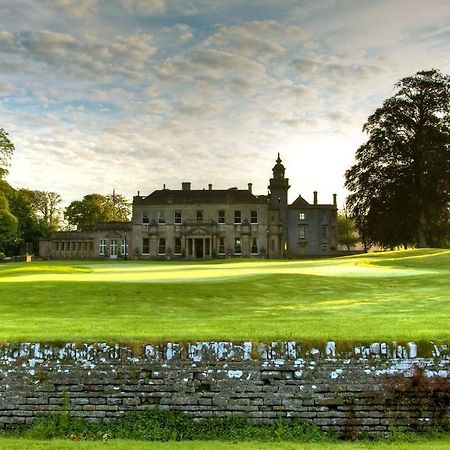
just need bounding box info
[333,193,337,206]
[137,190,140,197]
[313,191,318,205]
[208,183,212,191]
[181,182,191,191]
[248,183,253,194]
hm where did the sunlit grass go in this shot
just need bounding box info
[1,437,450,449]
[0,249,449,342]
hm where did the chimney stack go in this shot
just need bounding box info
[248,183,253,194]
[181,182,191,191]
[137,190,140,197]
[313,191,318,205]
[333,193,337,206]
[208,183,212,191]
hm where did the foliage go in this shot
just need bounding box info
[383,365,450,432]
[345,69,450,249]
[19,189,62,232]
[24,408,327,442]
[0,192,18,252]
[337,212,359,250]
[0,128,14,179]
[0,250,449,342]
[64,193,130,230]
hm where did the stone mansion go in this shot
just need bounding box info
[39,155,338,260]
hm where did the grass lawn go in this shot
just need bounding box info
[1,437,450,449]
[0,249,449,343]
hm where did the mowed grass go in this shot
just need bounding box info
[0,249,449,342]
[1,437,450,450]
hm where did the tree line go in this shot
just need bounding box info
[0,131,130,256]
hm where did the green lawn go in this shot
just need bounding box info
[0,249,449,343]
[1,437,450,449]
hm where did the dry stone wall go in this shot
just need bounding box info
[0,341,449,437]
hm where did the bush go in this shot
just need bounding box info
[23,408,329,442]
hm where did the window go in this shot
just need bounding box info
[299,225,307,240]
[218,210,225,224]
[174,238,182,255]
[99,239,106,256]
[251,238,258,255]
[84,242,88,251]
[142,212,149,224]
[251,210,258,224]
[71,241,76,251]
[158,238,166,255]
[110,240,117,256]
[89,242,93,251]
[299,212,305,221]
[218,238,225,255]
[55,242,60,251]
[322,244,328,254]
[77,242,82,251]
[174,210,182,224]
[158,211,165,224]
[142,238,150,255]
[322,226,328,239]
[197,210,203,221]
[121,239,128,256]
[234,237,242,255]
[234,210,241,224]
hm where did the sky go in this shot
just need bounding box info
[2,0,450,208]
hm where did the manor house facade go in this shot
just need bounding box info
[39,155,338,260]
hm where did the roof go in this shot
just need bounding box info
[289,195,335,210]
[134,189,268,205]
[289,195,310,208]
[92,221,132,231]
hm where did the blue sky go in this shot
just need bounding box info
[2,0,450,207]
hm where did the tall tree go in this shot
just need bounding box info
[21,190,62,231]
[0,128,14,179]
[65,193,130,230]
[345,69,450,248]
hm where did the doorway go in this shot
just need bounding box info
[194,239,203,258]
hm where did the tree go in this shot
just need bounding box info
[0,128,14,179]
[0,192,18,252]
[337,211,360,250]
[20,189,62,231]
[345,69,450,249]
[64,193,130,230]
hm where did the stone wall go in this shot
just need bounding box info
[0,341,449,437]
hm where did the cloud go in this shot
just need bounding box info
[120,0,166,15]
[174,24,194,42]
[0,29,157,81]
[49,0,97,18]
[204,20,308,60]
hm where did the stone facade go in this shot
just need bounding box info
[39,155,337,260]
[0,341,448,436]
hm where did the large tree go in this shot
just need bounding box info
[345,69,450,248]
[65,193,130,230]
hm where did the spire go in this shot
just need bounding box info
[272,153,285,179]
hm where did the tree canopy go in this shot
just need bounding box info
[64,193,131,230]
[345,69,450,249]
